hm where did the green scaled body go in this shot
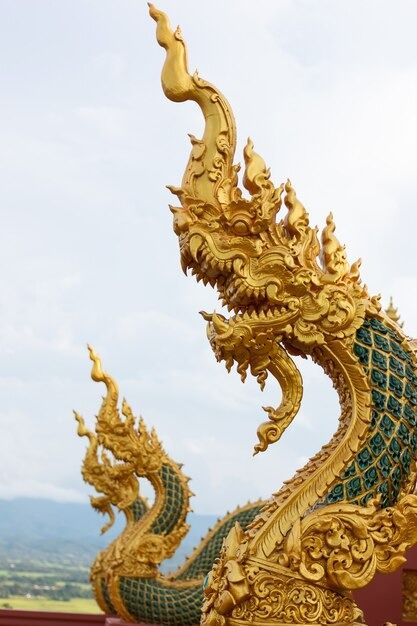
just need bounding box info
[326,316,417,508]
[117,504,261,626]
[97,490,261,625]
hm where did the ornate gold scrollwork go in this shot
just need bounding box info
[150,6,417,626]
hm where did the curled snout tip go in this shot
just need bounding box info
[199,311,213,322]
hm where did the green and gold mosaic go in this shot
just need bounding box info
[115,461,262,625]
[119,576,203,626]
[326,316,417,508]
[150,464,185,535]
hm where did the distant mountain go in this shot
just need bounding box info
[0,498,218,570]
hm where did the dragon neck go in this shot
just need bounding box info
[76,347,193,581]
[92,459,192,582]
[246,334,371,559]
[247,313,417,562]
[127,495,149,523]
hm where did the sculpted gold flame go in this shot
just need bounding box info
[150,5,417,626]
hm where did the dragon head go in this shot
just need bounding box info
[74,346,165,530]
[150,4,376,353]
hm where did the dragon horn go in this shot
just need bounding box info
[150,5,236,208]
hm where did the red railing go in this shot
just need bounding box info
[0,610,146,626]
[0,609,105,626]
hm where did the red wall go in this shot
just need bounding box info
[354,545,417,626]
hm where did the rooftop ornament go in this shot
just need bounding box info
[385,297,404,328]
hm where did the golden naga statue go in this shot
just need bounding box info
[150,5,417,626]
[76,346,263,625]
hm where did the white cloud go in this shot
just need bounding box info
[0,0,415,514]
[0,480,86,504]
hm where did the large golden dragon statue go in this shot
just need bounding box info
[76,5,417,626]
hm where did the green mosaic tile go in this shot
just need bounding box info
[397,423,410,445]
[374,334,390,352]
[101,578,117,615]
[151,464,185,535]
[357,448,372,470]
[370,410,379,430]
[390,340,409,362]
[354,343,370,366]
[387,395,402,418]
[380,414,394,438]
[372,350,387,371]
[401,449,412,473]
[323,315,417,510]
[341,462,357,479]
[404,404,416,427]
[326,483,344,503]
[372,389,386,410]
[377,481,389,507]
[372,369,387,390]
[347,477,362,499]
[177,504,262,581]
[120,576,203,626]
[364,467,378,489]
[370,318,388,334]
[390,356,405,377]
[386,326,402,342]
[360,493,373,506]
[378,454,392,478]
[388,438,401,462]
[370,432,385,457]
[389,375,403,398]
[405,382,417,405]
[392,466,402,490]
[131,497,148,522]
[357,326,372,346]
[406,366,417,385]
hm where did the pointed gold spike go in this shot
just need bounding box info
[283,179,309,239]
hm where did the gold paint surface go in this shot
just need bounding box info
[150,5,417,626]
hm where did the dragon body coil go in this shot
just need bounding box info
[75,347,263,625]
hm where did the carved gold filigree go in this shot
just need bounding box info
[75,346,192,584]
[150,6,417,626]
[202,523,359,626]
[283,494,417,589]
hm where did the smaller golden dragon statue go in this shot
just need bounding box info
[149,5,417,626]
[75,346,263,625]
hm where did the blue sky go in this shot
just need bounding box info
[0,0,416,514]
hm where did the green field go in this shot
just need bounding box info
[0,595,101,613]
[0,549,101,614]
